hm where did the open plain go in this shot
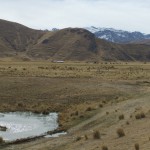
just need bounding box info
[0,61,150,150]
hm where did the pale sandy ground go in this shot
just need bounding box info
[2,85,150,150]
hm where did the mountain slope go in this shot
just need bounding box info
[0,19,44,57]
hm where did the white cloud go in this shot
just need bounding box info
[0,0,150,33]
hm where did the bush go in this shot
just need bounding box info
[102,100,106,104]
[0,126,7,131]
[93,130,100,139]
[42,110,49,115]
[84,134,88,140]
[17,102,24,107]
[119,114,124,120]
[106,112,109,115]
[0,137,4,144]
[135,114,141,119]
[135,143,139,150]
[117,128,125,137]
[75,111,79,116]
[102,145,108,150]
[86,107,92,111]
[99,104,103,108]
[75,136,82,141]
[140,112,146,118]
[135,112,145,120]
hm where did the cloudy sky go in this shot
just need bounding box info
[0,0,150,33]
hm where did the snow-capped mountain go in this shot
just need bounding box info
[85,26,150,43]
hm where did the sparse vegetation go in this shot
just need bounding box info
[0,62,150,149]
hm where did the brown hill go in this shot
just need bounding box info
[0,19,44,57]
[0,19,150,61]
[28,28,99,60]
[28,28,150,61]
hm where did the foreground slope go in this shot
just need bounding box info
[0,62,150,150]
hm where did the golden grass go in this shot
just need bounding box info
[0,61,149,80]
[0,61,149,130]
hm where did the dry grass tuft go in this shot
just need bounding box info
[93,130,100,139]
[106,112,109,115]
[117,128,125,137]
[84,134,88,140]
[135,143,140,150]
[135,112,146,120]
[75,136,82,142]
[0,137,4,144]
[102,145,108,150]
[99,104,103,108]
[86,107,92,111]
[119,114,125,120]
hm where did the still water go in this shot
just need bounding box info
[0,112,58,141]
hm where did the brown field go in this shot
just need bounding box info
[0,61,150,150]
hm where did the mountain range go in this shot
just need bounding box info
[0,19,150,61]
[86,26,150,44]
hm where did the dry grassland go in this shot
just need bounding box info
[0,61,150,150]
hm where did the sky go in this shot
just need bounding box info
[0,0,150,33]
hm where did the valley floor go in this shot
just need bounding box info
[0,61,150,150]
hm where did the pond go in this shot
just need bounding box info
[0,112,58,142]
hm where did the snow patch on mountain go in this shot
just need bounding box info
[85,26,150,43]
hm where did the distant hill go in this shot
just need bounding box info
[86,26,150,44]
[130,39,150,45]
[28,28,99,60]
[0,19,150,61]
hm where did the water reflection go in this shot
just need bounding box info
[0,112,58,141]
